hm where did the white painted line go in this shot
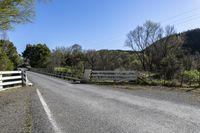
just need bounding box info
[36,89,62,133]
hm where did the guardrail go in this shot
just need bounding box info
[30,68,138,83]
[90,70,138,82]
[0,71,32,90]
[31,68,81,82]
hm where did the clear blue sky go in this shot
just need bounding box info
[8,0,200,53]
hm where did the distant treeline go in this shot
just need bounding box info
[22,22,200,86]
[22,44,140,78]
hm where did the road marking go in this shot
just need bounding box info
[36,89,62,133]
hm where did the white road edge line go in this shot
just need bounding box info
[36,89,62,133]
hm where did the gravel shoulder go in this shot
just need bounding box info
[0,86,54,133]
[0,87,35,133]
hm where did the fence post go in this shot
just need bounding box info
[0,74,2,89]
[22,71,27,86]
[25,71,28,86]
[22,71,25,86]
[83,69,92,81]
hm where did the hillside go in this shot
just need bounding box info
[182,28,200,53]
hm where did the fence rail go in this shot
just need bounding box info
[90,70,138,81]
[31,68,81,82]
[0,71,32,90]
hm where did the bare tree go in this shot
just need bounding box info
[85,50,98,70]
[125,21,163,71]
[125,21,178,72]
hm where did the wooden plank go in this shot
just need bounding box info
[1,76,22,81]
[92,78,137,81]
[0,80,22,86]
[0,71,21,74]
[92,75,137,78]
[91,70,138,81]
[0,75,2,89]
[92,77,137,79]
[92,71,136,74]
[1,81,22,86]
[92,74,137,77]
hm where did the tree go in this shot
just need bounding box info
[150,26,182,72]
[22,44,51,68]
[0,47,14,70]
[0,0,50,39]
[0,40,21,67]
[70,44,82,54]
[0,0,35,31]
[85,50,98,70]
[49,45,83,67]
[160,53,180,80]
[125,21,177,71]
[125,21,163,71]
[49,47,69,67]
[0,40,21,70]
[84,50,139,71]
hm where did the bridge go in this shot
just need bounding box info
[0,71,200,133]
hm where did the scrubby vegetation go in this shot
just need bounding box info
[14,21,200,87]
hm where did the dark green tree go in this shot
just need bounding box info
[0,47,14,70]
[22,44,51,68]
[0,40,21,70]
[0,40,21,67]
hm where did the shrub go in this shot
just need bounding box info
[183,70,200,85]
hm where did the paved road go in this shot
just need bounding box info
[28,72,200,133]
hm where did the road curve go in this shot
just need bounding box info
[28,71,200,133]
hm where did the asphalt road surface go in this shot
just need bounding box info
[28,72,200,133]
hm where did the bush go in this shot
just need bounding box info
[183,70,200,85]
[54,67,72,73]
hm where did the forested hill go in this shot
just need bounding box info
[182,28,200,53]
[148,28,200,54]
[97,27,200,55]
[96,49,135,54]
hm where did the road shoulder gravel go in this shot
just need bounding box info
[0,87,34,133]
[0,86,55,133]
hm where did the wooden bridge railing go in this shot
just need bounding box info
[83,69,139,82]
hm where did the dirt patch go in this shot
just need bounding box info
[0,87,35,133]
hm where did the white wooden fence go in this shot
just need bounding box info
[88,70,138,82]
[0,71,32,90]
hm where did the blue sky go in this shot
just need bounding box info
[8,0,200,53]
